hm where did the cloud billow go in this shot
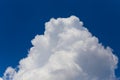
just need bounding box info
[1,16,118,80]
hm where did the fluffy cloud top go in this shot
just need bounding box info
[1,16,118,80]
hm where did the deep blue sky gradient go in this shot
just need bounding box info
[0,0,120,78]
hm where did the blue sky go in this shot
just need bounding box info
[0,0,120,78]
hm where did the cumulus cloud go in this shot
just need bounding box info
[2,67,16,80]
[1,16,118,80]
[0,78,3,80]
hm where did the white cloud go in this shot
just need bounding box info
[1,16,118,80]
[3,67,16,80]
[0,78,3,80]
